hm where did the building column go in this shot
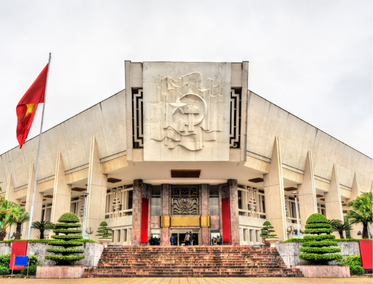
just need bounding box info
[201,184,210,245]
[23,164,43,239]
[160,184,171,246]
[349,173,361,238]
[5,173,16,202]
[325,164,343,221]
[51,152,72,223]
[131,179,143,246]
[298,151,317,225]
[228,179,240,245]
[86,137,107,241]
[263,137,287,241]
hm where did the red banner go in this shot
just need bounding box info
[141,198,149,243]
[359,240,372,269]
[222,198,231,243]
[9,241,28,270]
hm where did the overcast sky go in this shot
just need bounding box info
[0,0,372,158]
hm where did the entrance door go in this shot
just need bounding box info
[171,229,200,246]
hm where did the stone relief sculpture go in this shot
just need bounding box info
[150,72,223,151]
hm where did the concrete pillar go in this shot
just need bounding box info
[263,137,287,241]
[201,184,210,245]
[51,152,72,223]
[86,137,107,241]
[132,179,143,246]
[24,164,43,239]
[298,151,317,225]
[349,173,361,238]
[160,184,171,246]
[228,179,240,245]
[5,173,16,202]
[325,164,343,221]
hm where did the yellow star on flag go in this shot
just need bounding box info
[25,104,36,117]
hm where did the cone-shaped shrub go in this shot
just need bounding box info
[260,221,278,238]
[299,213,342,264]
[45,212,85,265]
[95,221,113,239]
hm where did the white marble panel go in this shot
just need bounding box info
[143,62,231,161]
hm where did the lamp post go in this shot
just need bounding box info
[81,192,89,238]
[293,191,300,238]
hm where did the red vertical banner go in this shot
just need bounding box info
[141,198,149,243]
[9,241,28,270]
[222,198,231,243]
[359,240,372,269]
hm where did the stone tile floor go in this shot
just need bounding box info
[0,277,372,284]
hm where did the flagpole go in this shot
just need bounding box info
[27,53,52,240]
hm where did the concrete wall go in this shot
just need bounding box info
[0,90,126,190]
[247,92,372,192]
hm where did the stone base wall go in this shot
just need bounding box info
[276,242,360,267]
[0,242,103,267]
[296,265,350,278]
[36,266,85,279]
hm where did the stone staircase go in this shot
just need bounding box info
[83,246,303,277]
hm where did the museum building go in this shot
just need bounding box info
[0,61,371,246]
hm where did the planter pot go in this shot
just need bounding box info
[265,238,279,248]
[36,266,85,279]
[295,265,350,278]
[98,239,112,247]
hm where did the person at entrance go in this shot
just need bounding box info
[216,235,221,245]
[184,232,190,246]
[189,231,193,246]
[170,234,175,246]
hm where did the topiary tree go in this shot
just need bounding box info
[45,212,85,265]
[95,221,113,239]
[260,221,278,239]
[299,213,342,264]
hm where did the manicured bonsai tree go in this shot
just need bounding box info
[260,221,278,239]
[299,213,342,264]
[95,221,113,240]
[45,212,85,265]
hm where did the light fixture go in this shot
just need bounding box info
[357,231,362,236]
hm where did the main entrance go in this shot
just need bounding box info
[170,229,200,246]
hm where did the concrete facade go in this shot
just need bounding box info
[0,61,371,244]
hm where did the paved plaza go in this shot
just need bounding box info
[1,278,372,284]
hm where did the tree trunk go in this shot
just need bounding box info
[362,222,368,239]
[0,228,6,241]
[338,230,344,239]
[15,223,22,239]
[40,229,44,239]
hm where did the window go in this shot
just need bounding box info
[237,184,265,218]
[209,185,219,216]
[238,190,242,209]
[105,184,133,218]
[151,186,161,216]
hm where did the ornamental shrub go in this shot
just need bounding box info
[45,212,85,265]
[260,221,278,239]
[95,221,113,239]
[0,266,9,275]
[299,213,342,264]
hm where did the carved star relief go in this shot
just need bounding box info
[169,97,188,115]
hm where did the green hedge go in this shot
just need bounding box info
[51,235,83,240]
[0,253,37,267]
[45,255,85,261]
[46,248,85,254]
[304,223,332,228]
[0,266,9,275]
[20,264,39,276]
[282,238,372,243]
[303,240,339,247]
[299,254,343,262]
[300,247,342,254]
[0,238,97,244]
[54,223,81,228]
[53,229,83,234]
[57,212,80,223]
[304,228,333,234]
[48,240,84,246]
[303,235,335,241]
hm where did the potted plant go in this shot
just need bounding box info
[95,221,113,247]
[260,221,279,247]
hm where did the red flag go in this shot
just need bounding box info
[16,64,49,148]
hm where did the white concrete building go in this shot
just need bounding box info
[0,61,371,245]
